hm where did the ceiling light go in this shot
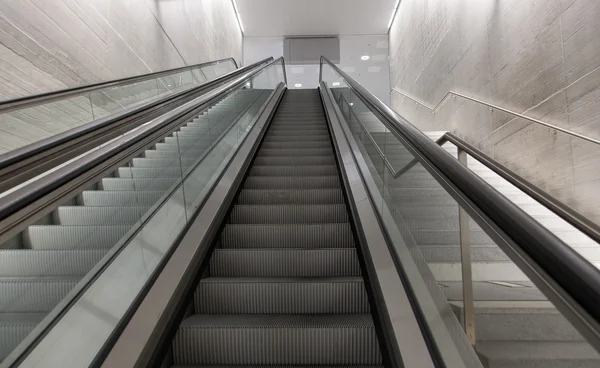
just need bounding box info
[349,102,354,106]
[387,0,401,31]
[332,82,340,86]
[295,83,302,88]
[231,0,244,34]
[361,55,370,61]
[245,82,251,87]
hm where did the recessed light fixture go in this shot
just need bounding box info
[387,0,400,31]
[295,83,302,88]
[349,102,354,106]
[245,81,251,87]
[332,82,340,86]
[361,55,370,61]
[231,0,244,34]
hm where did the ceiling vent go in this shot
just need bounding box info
[283,37,340,65]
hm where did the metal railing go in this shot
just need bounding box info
[391,87,600,146]
[320,55,600,356]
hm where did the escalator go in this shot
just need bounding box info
[170,89,382,366]
[2,54,600,368]
[0,88,268,361]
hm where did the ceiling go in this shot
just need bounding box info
[235,0,397,37]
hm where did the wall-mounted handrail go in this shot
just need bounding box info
[0,58,238,114]
[391,87,600,146]
[321,55,600,352]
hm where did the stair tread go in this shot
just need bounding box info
[201,277,363,283]
[180,314,374,328]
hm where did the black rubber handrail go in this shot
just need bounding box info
[321,56,600,349]
[386,131,600,246]
[0,58,271,172]
[0,58,237,113]
[0,57,285,224]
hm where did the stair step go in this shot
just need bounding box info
[131,157,197,168]
[261,141,331,149]
[0,249,107,277]
[53,206,149,225]
[24,225,129,249]
[101,177,178,191]
[116,167,183,178]
[0,313,45,361]
[210,248,360,277]
[264,135,330,142]
[249,165,338,177]
[257,148,332,156]
[78,190,163,206]
[194,277,369,314]
[144,149,207,158]
[172,314,381,365]
[221,223,354,249]
[229,204,348,224]
[243,176,340,189]
[237,189,344,205]
[0,278,79,313]
[253,156,335,166]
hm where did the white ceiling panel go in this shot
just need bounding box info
[235,0,397,36]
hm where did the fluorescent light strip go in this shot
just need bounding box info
[231,0,244,34]
[387,0,401,30]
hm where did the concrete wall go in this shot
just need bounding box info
[0,0,242,99]
[389,0,600,226]
[0,0,242,154]
[244,35,391,104]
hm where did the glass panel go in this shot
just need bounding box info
[0,59,239,155]
[322,61,600,367]
[7,60,284,366]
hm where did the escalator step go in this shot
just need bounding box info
[53,206,150,225]
[0,278,79,313]
[116,167,183,178]
[237,189,344,205]
[264,135,330,142]
[101,177,178,191]
[173,314,381,365]
[243,176,340,190]
[221,223,354,249]
[257,148,332,156]
[78,190,164,206]
[248,165,338,177]
[229,204,348,224]
[144,149,207,159]
[260,141,331,149]
[0,249,106,277]
[210,248,360,277]
[194,277,369,314]
[24,225,129,249]
[253,156,335,166]
[0,313,45,361]
[131,157,197,168]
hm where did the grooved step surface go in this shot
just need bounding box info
[0,250,107,277]
[221,223,354,249]
[173,314,381,366]
[210,248,360,277]
[24,225,129,249]
[194,277,369,314]
[243,176,340,189]
[229,204,349,224]
[237,189,344,205]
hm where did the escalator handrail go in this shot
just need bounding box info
[0,58,238,113]
[320,56,600,348]
[0,58,272,172]
[0,57,285,228]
